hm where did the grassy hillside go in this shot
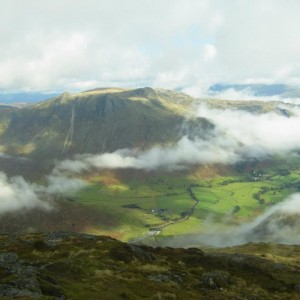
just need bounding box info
[0,88,211,176]
[1,87,294,177]
[0,88,299,244]
[0,157,298,243]
[0,232,298,299]
[62,157,300,242]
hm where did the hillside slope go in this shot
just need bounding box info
[1,87,298,177]
[0,232,298,299]
[0,88,214,175]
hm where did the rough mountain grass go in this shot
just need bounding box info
[0,88,199,177]
[0,232,298,299]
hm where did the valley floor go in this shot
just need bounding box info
[70,158,300,244]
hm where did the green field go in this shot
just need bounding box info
[71,160,300,241]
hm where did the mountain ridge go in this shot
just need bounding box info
[0,86,299,178]
[0,87,207,176]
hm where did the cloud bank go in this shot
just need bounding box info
[242,193,300,245]
[1,0,300,91]
[0,172,50,214]
[182,85,300,104]
[56,103,300,173]
[56,137,239,173]
[175,193,300,247]
[0,171,86,215]
[196,104,300,157]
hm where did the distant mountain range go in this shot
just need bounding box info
[209,83,300,98]
[0,91,61,105]
[1,83,300,107]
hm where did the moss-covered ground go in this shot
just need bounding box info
[0,232,299,299]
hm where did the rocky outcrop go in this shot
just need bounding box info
[0,232,299,299]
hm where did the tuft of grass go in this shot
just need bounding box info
[94,269,114,278]
[138,264,169,272]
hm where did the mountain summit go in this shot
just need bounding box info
[0,88,204,174]
[0,87,297,177]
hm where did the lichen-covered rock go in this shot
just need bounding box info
[129,244,155,261]
[0,252,18,265]
[202,270,231,289]
[148,274,171,283]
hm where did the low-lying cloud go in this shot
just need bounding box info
[0,172,50,214]
[197,103,300,157]
[57,137,239,173]
[157,193,300,248]
[0,171,86,214]
[57,102,300,173]
[183,85,300,105]
[200,192,300,246]
[242,193,300,244]
[3,100,300,222]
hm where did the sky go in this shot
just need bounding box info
[1,0,300,95]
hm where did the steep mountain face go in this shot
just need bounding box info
[1,87,298,176]
[0,87,214,175]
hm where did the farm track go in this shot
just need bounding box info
[147,186,200,234]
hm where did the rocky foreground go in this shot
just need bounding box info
[0,232,299,299]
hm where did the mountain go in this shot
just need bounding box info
[0,232,298,299]
[0,88,299,299]
[0,87,214,175]
[1,87,297,177]
[0,87,299,246]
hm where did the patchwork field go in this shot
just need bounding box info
[70,159,300,242]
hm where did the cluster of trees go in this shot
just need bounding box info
[232,205,240,214]
[180,186,200,218]
[186,186,199,203]
[253,186,270,204]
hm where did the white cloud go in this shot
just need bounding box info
[0,170,86,214]
[182,86,300,104]
[199,193,300,246]
[1,0,300,91]
[159,193,300,247]
[203,44,217,62]
[154,70,188,88]
[206,88,277,101]
[42,173,86,194]
[56,137,238,173]
[0,172,50,213]
[56,102,300,173]
[197,104,300,156]
[275,66,293,79]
